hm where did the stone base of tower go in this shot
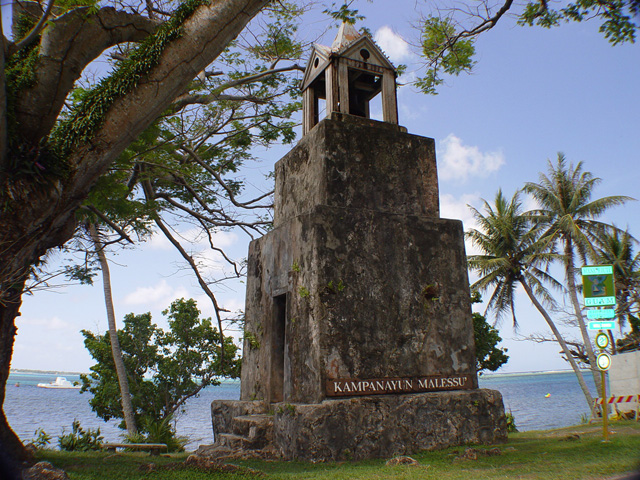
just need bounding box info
[199,389,507,462]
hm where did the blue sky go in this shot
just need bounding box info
[10,1,640,375]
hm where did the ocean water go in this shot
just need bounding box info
[479,370,598,431]
[5,372,240,451]
[5,370,598,451]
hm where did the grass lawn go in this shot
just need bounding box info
[38,421,640,480]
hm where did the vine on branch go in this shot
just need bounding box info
[48,0,211,159]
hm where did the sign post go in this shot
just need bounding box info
[594,335,611,442]
[581,265,616,443]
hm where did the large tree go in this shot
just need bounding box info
[594,228,640,328]
[524,154,632,392]
[467,189,596,410]
[0,0,271,473]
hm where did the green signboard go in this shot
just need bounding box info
[582,265,616,307]
[584,297,616,306]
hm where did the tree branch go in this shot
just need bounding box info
[153,192,270,230]
[424,0,515,68]
[181,145,274,210]
[169,63,304,113]
[197,217,243,277]
[142,179,229,371]
[8,0,55,56]
[13,4,161,144]
[80,205,134,245]
[1,0,271,305]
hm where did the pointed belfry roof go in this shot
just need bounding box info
[301,22,396,92]
[331,22,361,50]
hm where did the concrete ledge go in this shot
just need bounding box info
[272,389,506,461]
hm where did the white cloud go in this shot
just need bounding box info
[18,315,72,330]
[440,193,485,256]
[123,280,189,307]
[374,26,413,64]
[437,134,505,183]
[440,193,480,226]
[147,231,173,251]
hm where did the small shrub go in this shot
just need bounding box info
[135,416,188,452]
[277,403,296,415]
[58,420,103,451]
[31,428,51,449]
[245,331,260,349]
[298,286,310,298]
[506,411,518,433]
[123,432,147,445]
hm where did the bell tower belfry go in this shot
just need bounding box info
[206,23,507,463]
[301,23,398,134]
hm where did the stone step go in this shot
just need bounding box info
[211,400,269,439]
[232,414,274,446]
[216,433,251,450]
[194,443,281,461]
[232,415,274,449]
[194,444,236,458]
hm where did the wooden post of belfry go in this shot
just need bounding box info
[382,70,398,123]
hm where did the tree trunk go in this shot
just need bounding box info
[88,224,138,436]
[0,0,269,471]
[564,239,602,393]
[0,14,7,165]
[0,279,31,478]
[520,278,596,415]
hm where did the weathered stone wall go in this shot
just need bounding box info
[210,392,506,462]
[274,113,439,227]
[240,214,325,404]
[310,206,475,386]
[273,389,506,461]
[241,204,476,404]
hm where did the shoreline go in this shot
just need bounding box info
[11,367,586,378]
[10,368,86,375]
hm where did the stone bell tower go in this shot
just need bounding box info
[204,24,506,462]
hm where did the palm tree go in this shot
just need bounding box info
[467,189,596,410]
[524,153,634,392]
[88,224,138,436]
[593,228,640,350]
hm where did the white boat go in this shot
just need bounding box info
[36,377,80,389]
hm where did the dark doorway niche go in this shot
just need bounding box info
[270,293,287,403]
